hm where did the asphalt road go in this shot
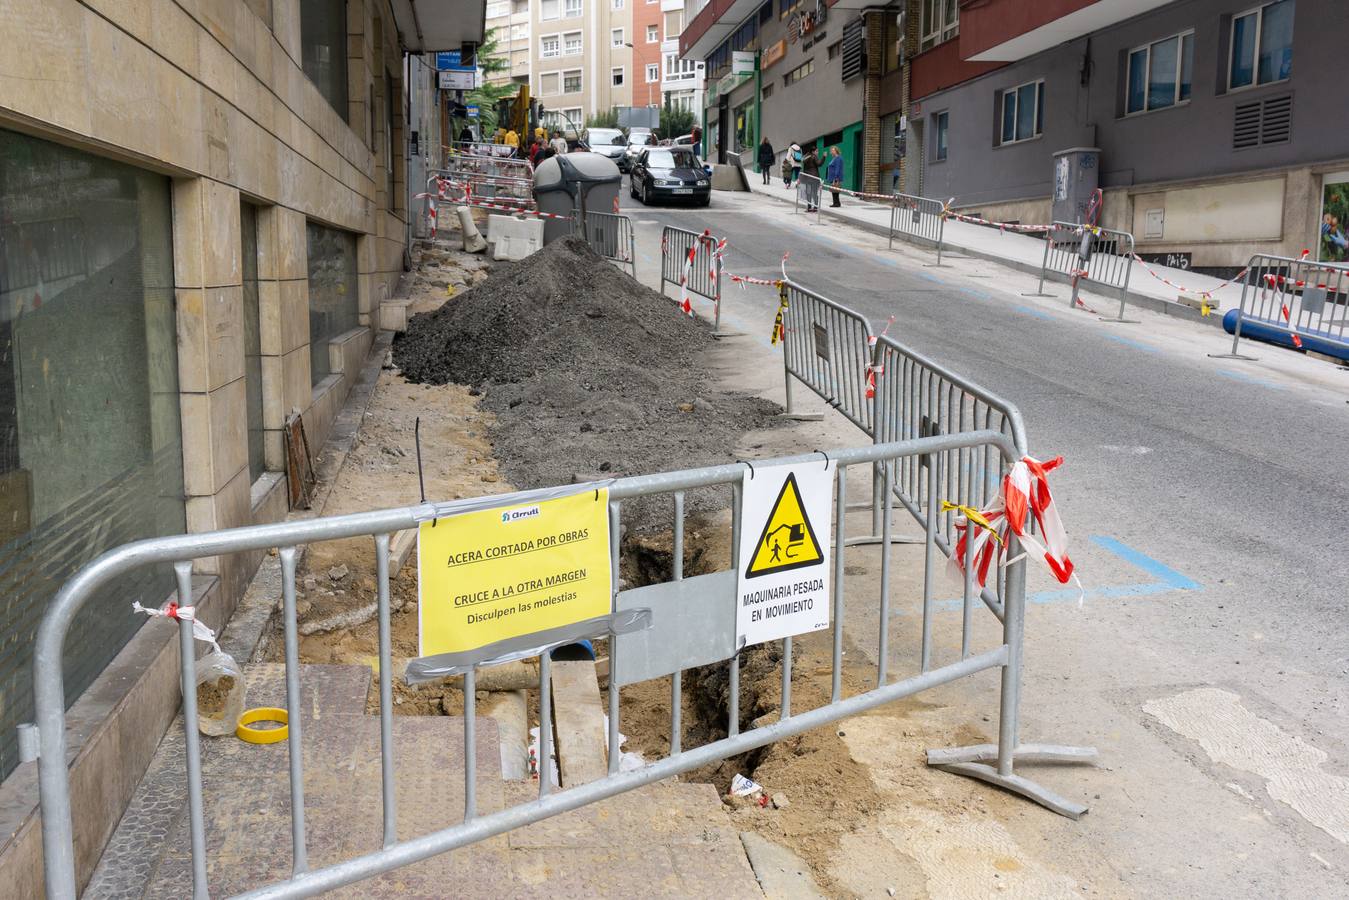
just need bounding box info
[617,181,1349,896]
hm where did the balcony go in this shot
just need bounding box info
[680,0,757,59]
[960,0,1176,62]
[389,0,485,50]
[661,0,684,10]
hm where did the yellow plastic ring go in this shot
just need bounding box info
[236,707,289,744]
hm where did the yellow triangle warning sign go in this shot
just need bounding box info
[745,472,825,578]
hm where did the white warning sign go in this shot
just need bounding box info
[736,460,835,648]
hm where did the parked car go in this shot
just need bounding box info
[582,127,628,169]
[622,131,657,172]
[629,147,711,207]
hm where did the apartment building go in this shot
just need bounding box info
[533,0,634,129]
[0,0,481,891]
[661,0,706,113]
[902,0,1348,273]
[487,0,534,87]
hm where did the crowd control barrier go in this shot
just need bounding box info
[1032,222,1137,322]
[779,279,875,434]
[1211,253,1349,360]
[887,193,947,264]
[28,424,1094,898]
[573,210,636,276]
[659,225,726,332]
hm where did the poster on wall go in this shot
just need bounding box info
[1320,173,1349,263]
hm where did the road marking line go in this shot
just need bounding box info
[1102,333,1160,353]
[1216,368,1286,390]
[1145,687,1349,845]
[1014,305,1054,320]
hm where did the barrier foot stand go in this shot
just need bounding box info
[777,411,825,421]
[926,743,1099,820]
[712,329,746,340]
[1020,292,1055,298]
[1099,315,1140,324]
[1207,351,1259,361]
[844,532,924,547]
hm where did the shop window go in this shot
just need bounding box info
[1229,1,1294,90]
[305,223,358,386]
[300,0,349,120]
[0,128,185,777]
[933,111,948,161]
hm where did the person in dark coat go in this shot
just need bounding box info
[800,145,821,212]
[756,137,775,185]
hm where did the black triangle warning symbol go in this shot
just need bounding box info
[745,472,825,579]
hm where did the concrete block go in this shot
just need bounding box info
[275,207,309,280]
[379,297,413,332]
[488,214,540,260]
[0,0,91,136]
[86,12,159,163]
[280,346,311,416]
[260,278,309,356]
[202,181,242,287]
[198,26,238,106]
[186,464,252,574]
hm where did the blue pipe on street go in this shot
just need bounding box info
[1222,309,1349,361]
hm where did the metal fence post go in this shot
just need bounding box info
[175,562,209,900]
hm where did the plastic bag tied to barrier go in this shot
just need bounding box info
[133,600,247,736]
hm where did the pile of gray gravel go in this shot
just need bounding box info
[392,236,781,527]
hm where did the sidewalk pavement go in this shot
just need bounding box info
[742,176,1249,325]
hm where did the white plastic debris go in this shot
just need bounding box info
[730,773,764,797]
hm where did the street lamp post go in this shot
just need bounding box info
[623,42,657,112]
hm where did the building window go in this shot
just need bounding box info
[564,69,582,92]
[0,128,185,777]
[997,80,1043,145]
[612,0,623,8]
[612,67,625,86]
[541,0,558,18]
[779,0,801,20]
[759,1,772,25]
[306,223,358,387]
[933,111,948,162]
[827,40,841,60]
[664,11,683,38]
[1230,1,1294,90]
[644,64,658,83]
[385,70,397,205]
[647,24,659,43]
[541,35,560,57]
[300,0,349,120]
[486,0,509,16]
[761,82,774,99]
[513,0,528,12]
[511,23,529,40]
[784,58,814,86]
[1127,31,1194,114]
[612,28,625,47]
[563,0,582,17]
[240,203,265,483]
[564,31,582,55]
[920,0,959,51]
[540,71,559,93]
[731,17,758,52]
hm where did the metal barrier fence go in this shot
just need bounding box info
[1212,253,1349,360]
[779,278,875,434]
[1034,222,1137,321]
[793,173,823,224]
[659,225,725,332]
[887,193,947,263]
[573,210,636,276]
[28,427,1093,899]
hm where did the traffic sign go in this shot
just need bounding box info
[736,461,834,647]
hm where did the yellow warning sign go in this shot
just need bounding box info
[744,473,824,578]
[417,488,612,657]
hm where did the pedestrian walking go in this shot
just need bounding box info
[757,137,775,186]
[780,154,792,188]
[801,145,821,212]
[826,146,844,208]
[550,130,568,156]
[788,142,802,187]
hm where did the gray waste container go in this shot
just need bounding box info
[1051,147,1100,225]
[534,152,622,244]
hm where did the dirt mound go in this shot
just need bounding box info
[393,236,781,527]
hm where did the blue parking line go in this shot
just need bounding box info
[1216,368,1285,390]
[1013,305,1054,320]
[895,534,1200,614]
[1102,333,1160,354]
